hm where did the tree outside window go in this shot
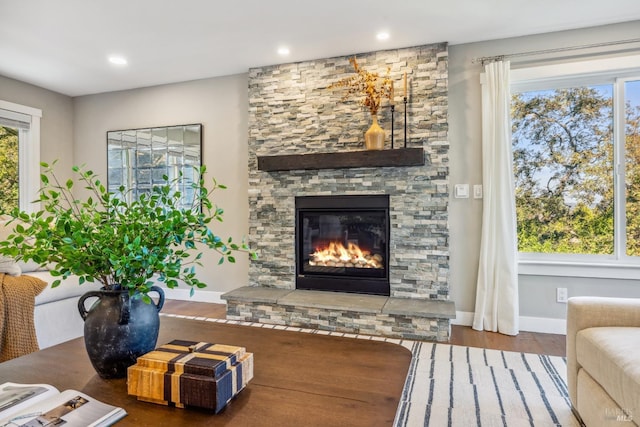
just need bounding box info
[512,79,640,258]
[0,125,19,213]
[626,80,640,256]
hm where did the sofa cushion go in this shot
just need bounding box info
[17,259,48,273]
[28,271,102,305]
[0,257,21,276]
[576,326,640,417]
[0,217,49,274]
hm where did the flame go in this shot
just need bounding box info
[310,241,383,269]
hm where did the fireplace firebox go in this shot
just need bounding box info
[295,195,390,296]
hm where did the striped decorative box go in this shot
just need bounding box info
[127,339,253,413]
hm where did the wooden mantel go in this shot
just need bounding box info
[256,147,424,172]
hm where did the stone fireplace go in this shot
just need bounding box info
[222,43,455,341]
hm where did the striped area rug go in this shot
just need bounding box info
[161,314,583,426]
[394,341,584,427]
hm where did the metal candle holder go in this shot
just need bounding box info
[389,95,408,149]
[403,96,408,148]
[390,104,395,149]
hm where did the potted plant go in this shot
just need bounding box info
[0,161,256,378]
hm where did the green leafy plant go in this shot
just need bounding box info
[0,162,256,302]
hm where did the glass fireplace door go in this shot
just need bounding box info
[295,195,389,295]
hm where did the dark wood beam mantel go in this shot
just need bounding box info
[256,147,425,172]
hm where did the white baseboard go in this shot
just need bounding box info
[451,311,475,326]
[453,311,566,335]
[161,287,225,304]
[519,316,566,335]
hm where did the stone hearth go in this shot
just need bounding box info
[227,43,452,341]
[222,287,455,341]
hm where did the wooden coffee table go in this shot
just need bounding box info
[0,317,412,426]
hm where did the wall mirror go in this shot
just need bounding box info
[107,124,202,210]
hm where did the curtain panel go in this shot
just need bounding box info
[472,61,519,336]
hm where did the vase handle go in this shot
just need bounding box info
[77,291,104,321]
[149,286,165,313]
[118,292,130,325]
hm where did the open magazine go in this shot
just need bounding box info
[0,383,126,427]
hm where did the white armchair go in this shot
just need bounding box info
[567,296,640,426]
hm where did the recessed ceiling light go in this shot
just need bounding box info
[108,56,128,66]
[376,32,390,41]
[277,47,290,56]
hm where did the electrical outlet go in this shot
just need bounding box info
[556,287,568,303]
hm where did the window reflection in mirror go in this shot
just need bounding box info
[107,124,202,210]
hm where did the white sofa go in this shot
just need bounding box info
[567,296,640,426]
[30,270,102,349]
[1,218,102,350]
[0,261,102,349]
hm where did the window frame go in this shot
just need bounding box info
[0,100,42,213]
[510,55,640,279]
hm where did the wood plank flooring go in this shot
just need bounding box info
[162,300,566,357]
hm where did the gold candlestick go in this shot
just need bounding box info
[390,80,395,105]
[403,72,407,98]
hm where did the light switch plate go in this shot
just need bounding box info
[473,184,483,199]
[454,184,469,198]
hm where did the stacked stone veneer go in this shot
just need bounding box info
[235,43,451,340]
[223,288,455,341]
[226,299,451,341]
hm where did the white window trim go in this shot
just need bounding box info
[0,100,42,213]
[511,54,640,89]
[511,55,640,279]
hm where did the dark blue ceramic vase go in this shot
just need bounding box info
[78,285,165,379]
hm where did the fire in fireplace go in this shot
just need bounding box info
[309,241,384,270]
[295,195,390,296]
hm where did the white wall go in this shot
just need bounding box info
[448,20,640,330]
[0,75,74,182]
[73,75,250,301]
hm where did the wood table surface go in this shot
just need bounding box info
[0,317,412,426]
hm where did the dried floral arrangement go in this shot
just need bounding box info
[329,57,392,116]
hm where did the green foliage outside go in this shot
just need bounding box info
[626,105,640,256]
[512,85,640,256]
[0,126,19,213]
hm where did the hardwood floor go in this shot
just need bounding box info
[162,300,567,357]
[163,299,228,318]
[449,322,566,357]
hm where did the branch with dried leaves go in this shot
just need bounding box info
[329,57,392,116]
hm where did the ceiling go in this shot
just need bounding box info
[1,0,640,97]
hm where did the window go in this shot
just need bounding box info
[625,79,640,257]
[511,56,640,278]
[0,100,42,213]
[0,124,19,213]
[512,83,615,255]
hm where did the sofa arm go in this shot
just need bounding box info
[566,296,640,407]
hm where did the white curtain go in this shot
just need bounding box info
[472,61,519,336]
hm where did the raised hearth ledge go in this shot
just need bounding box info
[221,286,456,342]
[256,147,425,172]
